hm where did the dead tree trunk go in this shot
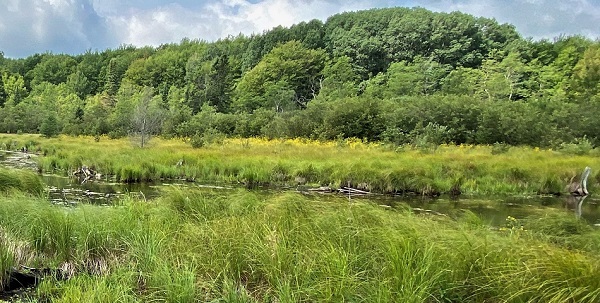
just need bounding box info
[568,166,591,196]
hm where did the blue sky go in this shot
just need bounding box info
[1,0,599,58]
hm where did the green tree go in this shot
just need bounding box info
[233,41,326,112]
[184,53,212,114]
[82,93,111,136]
[204,54,232,112]
[105,58,120,98]
[28,54,77,87]
[2,73,27,106]
[40,113,59,137]
[441,67,484,96]
[384,58,450,97]
[571,44,600,99]
[163,86,192,136]
[318,56,360,100]
[0,73,6,107]
[67,70,92,99]
[478,52,528,101]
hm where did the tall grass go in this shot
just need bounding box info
[1,187,599,301]
[0,167,44,195]
[2,134,599,196]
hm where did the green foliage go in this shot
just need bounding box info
[190,128,225,148]
[2,189,600,302]
[318,56,360,99]
[132,87,165,147]
[0,73,6,107]
[0,167,45,195]
[559,137,595,155]
[234,41,326,112]
[571,45,600,99]
[28,54,77,87]
[40,113,60,138]
[0,8,598,147]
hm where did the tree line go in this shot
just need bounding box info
[0,7,599,147]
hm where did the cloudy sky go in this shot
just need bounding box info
[0,0,599,58]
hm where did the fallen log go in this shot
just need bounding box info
[308,186,333,193]
[338,187,371,195]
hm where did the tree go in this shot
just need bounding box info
[162,86,192,136]
[104,57,120,102]
[82,94,111,136]
[0,73,6,107]
[204,54,232,112]
[40,113,59,138]
[67,70,92,99]
[2,73,27,106]
[28,54,77,87]
[318,56,360,100]
[571,44,600,100]
[233,41,326,112]
[441,67,484,96]
[384,58,450,97]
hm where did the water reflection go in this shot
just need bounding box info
[379,194,600,226]
[43,175,161,205]
[565,195,588,220]
[38,174,600,226]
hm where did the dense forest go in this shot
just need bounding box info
[0,7,599,147]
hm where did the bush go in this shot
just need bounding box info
[559,137,594,155]
[190,129,225,148]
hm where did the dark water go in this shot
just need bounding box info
[395,195,600,226]
[43,175,160,205]
[43,175,233,205]
[40,174,600,226]
[2,149,599,227]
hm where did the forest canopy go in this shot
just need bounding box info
[0,7,599,147]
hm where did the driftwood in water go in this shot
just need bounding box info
[308,186,334,193]
[73,166,101,184]
[567,167,591,196]
[338,187,371,195]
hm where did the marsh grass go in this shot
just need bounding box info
[0,187,599,302]
[0,167,44,195]
[2,134,599,196]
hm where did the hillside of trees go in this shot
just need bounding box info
[0,7,599,147]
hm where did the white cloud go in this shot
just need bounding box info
[418,0,600,40]
[102,0,389,47]
[1,0,599,57]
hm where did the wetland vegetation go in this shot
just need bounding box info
[0,135,599,302]
[3,134,600,196]
[1,169,600,302]
[2,5,600,302]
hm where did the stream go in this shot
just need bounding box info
[41,171,600,227]
[2,150,600,226]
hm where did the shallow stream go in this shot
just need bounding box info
[41,173,600,226]
[2,150,600,226]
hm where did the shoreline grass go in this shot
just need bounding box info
[0,167,45,196]
[2,134,599,196]
[0,187,599,302]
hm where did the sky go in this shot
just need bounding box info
[0,0,599,58]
